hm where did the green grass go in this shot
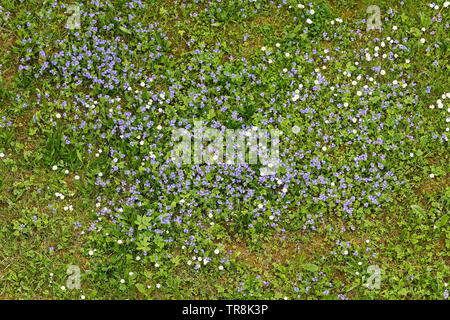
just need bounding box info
[0,0,448,300]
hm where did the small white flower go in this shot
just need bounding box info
[52,165,58,171]
[136,256,141,261]
[0,152,4,158]
[380,70,386,75]
[306,18,313,24]
[275,43,280,47]
[81,295,85,300]
[420,38,426,44]
[88,250,94,256]
[120,279,125,284]
[129,272,134,276]
[117,239,123,244]
[392,25,398,31]
[56,113,61,119]
[430,173,435,178]
[261,46,266,51]
[218,265,224,271]
[285,52,290,57]
[61,286,66,290]
[156,283,161,288]
[155,263,160,268]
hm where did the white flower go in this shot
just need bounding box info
[117,239,123,244]
[56,113,61,119]
[309,9,315,14]
[358,261,362,266]
[429,173,435,178]
[81,295,85,299]
[343,250,348,255]
[282,187,287,193]
[0,152,4,158]
[380,70,386,75]
[261,46,266,51]
[306,18,313,24]
[136,256,141,261]
[214,249,220,254]
[155,263,160,268]
[52,165,58,171]
[61,286,66,290]
[285,52,290,57]
[140,81,145,87]
[218,265,224,271]
[322,146,327,151]
[420,38,426,44]
[74,175,80,180]
[88,250,94,256]
[156,283,161,288]
[129,272,134,276]
[392,25,398,31]
[444,1,449,8]
[269,215,274,220]
[275,43,280,47]
[157,125,162,130]
[120,279,125,284]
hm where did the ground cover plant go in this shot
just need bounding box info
[0,0,448,300]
